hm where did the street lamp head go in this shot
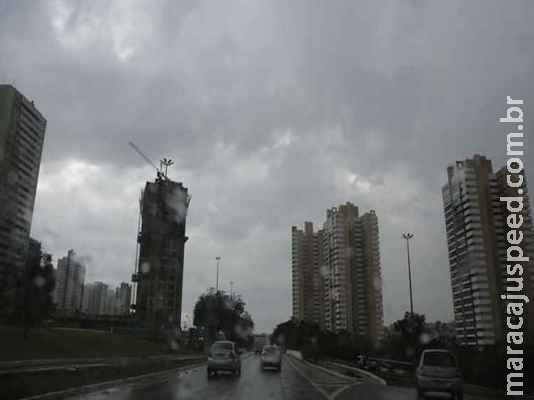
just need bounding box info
[402,232,414,240]
[216,256,221,261]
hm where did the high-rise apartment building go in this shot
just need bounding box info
[82,281,107,315]
[0,85,46,316]
[82,281,131,316]
[81,283,93,314]
[116,282,132,315]
[134,176,190,331]
[442,155,534,347]
[291,222,323,325]
[54,250,86,315]
[291,202,384,344]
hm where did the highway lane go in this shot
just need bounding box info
[59,354,502,400]
[64,354,324,400]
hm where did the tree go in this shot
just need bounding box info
[392,312,426,360]
[18,247,56,338]
[193,289,254,347]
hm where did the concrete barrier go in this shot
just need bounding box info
[324,360,386,386]
[286,350,303,360]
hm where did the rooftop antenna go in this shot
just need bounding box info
[160,158,174,178]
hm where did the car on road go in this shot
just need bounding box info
[367,359,379,370]
[260,345,282,371]
[355,354,367,368]
[207,341,241,377]
[415,349,463,400]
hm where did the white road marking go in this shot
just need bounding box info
[285,356,357,400]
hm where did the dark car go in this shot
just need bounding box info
[260,345,282,371]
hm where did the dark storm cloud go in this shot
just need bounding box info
[1,0,533,331]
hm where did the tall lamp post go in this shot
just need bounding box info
[402,232,415,315]
[215,256,221,293]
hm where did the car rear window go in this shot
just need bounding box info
[423,352,456,367]
[263,346,279,353]
[212,342,234,351]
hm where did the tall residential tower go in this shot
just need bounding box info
[291,202,384,345]
[54,249,86,316]
[442,155,534,347]
[291,222,323,326]
[0,85,46,317]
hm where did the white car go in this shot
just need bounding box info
[416,349,463,400]
[207,341,241,377]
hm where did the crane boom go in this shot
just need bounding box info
[128,141,160,172]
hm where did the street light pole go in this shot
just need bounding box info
[215,257,221,293]
[402,232,414,315]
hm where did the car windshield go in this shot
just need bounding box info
[2,1,529,399]
[424,352,456,367]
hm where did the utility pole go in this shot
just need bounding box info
[402,232,414,315]
[230,281,234,300]
[215,257,221,293]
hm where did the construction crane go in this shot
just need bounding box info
[129,140,169,180]
[128,140,192,204]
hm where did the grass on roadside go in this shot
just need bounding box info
[0,326,168,361]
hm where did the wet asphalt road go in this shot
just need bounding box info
[65,354,323,400]
[63,354,498,400]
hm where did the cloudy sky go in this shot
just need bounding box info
[1,0,532,332]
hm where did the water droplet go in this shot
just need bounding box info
[420,333,431,345]
[34,276,45,287]
[141,262,150,274]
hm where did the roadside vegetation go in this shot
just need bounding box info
[0,325,168,361]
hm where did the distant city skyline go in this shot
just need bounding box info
[2,0,532,333]
[82,280,131,316]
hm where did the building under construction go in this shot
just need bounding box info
[132,172,190,333]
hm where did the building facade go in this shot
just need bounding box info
[82,281,106,315]
[82,281,132,316]
[442,155,534,347]
[0,85,46,317]
[291,222,323,325]
[116,282,132,315]
[134,177,190,331]
[54,250,85,315]
[291,202,384,345]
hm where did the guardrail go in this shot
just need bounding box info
[328,357,414,386]
[368,357,414,368]
[323,360,386,386]
[286,350,303,360]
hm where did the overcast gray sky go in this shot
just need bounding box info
[1,0,532,332]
